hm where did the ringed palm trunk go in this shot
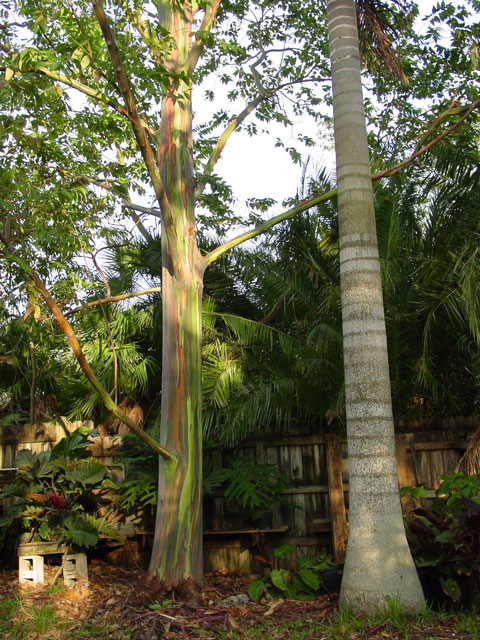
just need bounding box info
[147,2,206,586]
[327,0,424,613]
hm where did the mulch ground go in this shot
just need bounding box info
[0,560,477,639]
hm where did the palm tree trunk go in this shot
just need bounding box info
[327,0,424,613]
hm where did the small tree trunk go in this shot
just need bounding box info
[29,340,36,424]
[147,2,205,584]
[327,0,424,614]
[148,234,204,585]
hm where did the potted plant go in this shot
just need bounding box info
[0,427,122,555]
[403,472,480,609]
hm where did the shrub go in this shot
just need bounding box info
[204,454,290,523]
[248,545,336,601]
[403,472,480,607]
[0,428,121,551]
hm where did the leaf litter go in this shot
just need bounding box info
[0,560,476,639]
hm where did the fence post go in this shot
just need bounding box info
[325,433,348,564]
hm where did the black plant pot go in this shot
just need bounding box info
[419,570,479,611]
[319,564,344,594]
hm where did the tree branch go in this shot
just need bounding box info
[187,1,220,73]
[123,201,162,218]
[91,0,182,269]
[373,98,480,181]
[196,77,329,198]
[65,288,162,316]
[206,98,480,264]
[204,188,337,265]
[0,234,174,460]
[196,94,264,199]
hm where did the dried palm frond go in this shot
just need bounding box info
[456,426,480,475]
[356,0,411,83]
[105,397,144,436]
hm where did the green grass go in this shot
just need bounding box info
[0,597,64,639]
[0,596,133,640]
[243,600,478,640]
[453,611,480,640]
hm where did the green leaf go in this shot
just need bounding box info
[400,485,427,498]
[248,580,265,602]
[298,569,320,591]
[440,577,461,602]
[50,429,91,460]
[15,449,36,469]
[270,569,290,592]
[59,515,99,548]
[274,544,295,559]
[435,529,455,544]
[64,460,106,486]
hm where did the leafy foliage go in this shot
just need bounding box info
[248,545,335,601]
[404,473,480,606]
[204,454,290,522]
[108,434,159,530]
[0,429,121,550]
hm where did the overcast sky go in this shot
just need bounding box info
[200,0,463,217]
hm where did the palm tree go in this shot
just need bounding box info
[326,0,424,613]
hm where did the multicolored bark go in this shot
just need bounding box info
[145,1,207,585]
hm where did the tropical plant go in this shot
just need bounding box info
[404,473,480,608]
[107,433,159,531]
[204,454,290,523]
[0,428,121,550]
[248,544,336,602]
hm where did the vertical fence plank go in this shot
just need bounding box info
[396,439,417,513]
[325,433,348,564]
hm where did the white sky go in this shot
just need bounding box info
[198,0,465,216]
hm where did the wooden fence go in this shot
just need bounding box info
[0,418,477,574]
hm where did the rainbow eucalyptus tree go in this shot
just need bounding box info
[1,0,337,586]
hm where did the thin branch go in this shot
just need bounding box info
[127,208,152,241]
[207,98,480,264]
[58,170,162,222]
[123,201,162,218]
[204,188,337,265]
[34,66,124,113]
[196,77,329,198]
[372,98,480,180]
[196,94,264,199]
[187,1,220,73]
[91,0,182,267]
[89,251,119,403]
[29,340,36,424]
[65,288,162,316]
[0,234,174,460]
[66,0,96,67]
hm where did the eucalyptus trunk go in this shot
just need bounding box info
[327,0,424,613]
[146,2,206,586]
